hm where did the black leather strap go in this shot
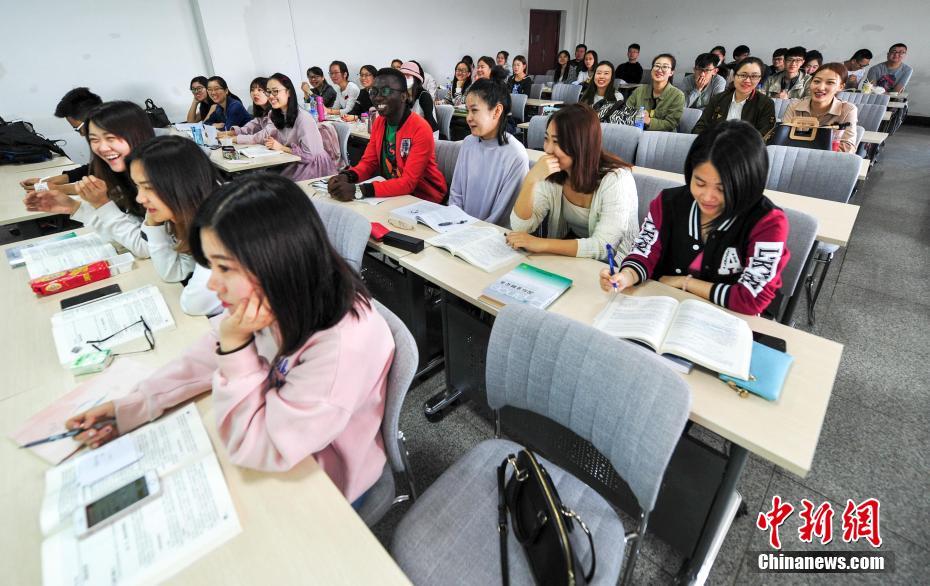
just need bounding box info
[497,458,510,586]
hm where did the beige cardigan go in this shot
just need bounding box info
[509,168,639,260]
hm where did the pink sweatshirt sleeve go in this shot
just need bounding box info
[114,328,219,433]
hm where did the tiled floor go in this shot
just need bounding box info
[372,125,930,584]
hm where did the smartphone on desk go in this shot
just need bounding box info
[753,331,787,353]
[61,284,122,311]
[73,471,160,538]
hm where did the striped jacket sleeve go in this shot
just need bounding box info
[619,194,664,284]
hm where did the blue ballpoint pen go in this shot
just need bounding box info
[605,244,619,290]
[19,419,116,449]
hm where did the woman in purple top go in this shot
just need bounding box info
[234,73,336,181]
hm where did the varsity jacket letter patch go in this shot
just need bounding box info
[738,242,784,297]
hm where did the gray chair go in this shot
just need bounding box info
[434,140,462,194]
[856,103,885,132]
[153,127,172,137]
[766,145,860,324]
[632,172,683,224]
[545,68,556,77]
[768,208,819,325]
[330,120,350,167]
[534,74,553,85]
[510,93,528,123]
[435,87,449,102]
[678,107,702,134]
[838,92,890,109]
[356,300,420,526]
[527,114,548,150]
[600,123,642,164]
[436,104,454,141]
[391,305,691,586]
[529,83,545,99]
[634,131,697,173]
[773,97,791,121]
[310,200,369,273]
[552,83,582,105]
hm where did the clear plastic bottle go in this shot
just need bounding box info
[368,107,378,133]
[634,106,646,130]
[361,113,369,134]
[308,99,317,119]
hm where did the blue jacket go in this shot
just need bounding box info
[205,98,253,131]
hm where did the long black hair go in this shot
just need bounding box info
[267,72,299,129]
[554,50,572,82]
[126,135,220,253]
[453,61,473,93]
[190,173,371,362]
[580,60,616,105]
[206,75,243,104]
[466,66,511,145]
[250,76,270,117]
[684,120,768,230]
[85,101,155,218]
[190,76,212,119]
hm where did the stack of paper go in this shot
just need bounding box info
[21,233,116,279]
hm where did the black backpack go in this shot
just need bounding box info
[0,116,67,165]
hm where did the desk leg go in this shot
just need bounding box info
[676,444,748,585]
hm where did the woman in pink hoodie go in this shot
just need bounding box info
[66,173,395,508]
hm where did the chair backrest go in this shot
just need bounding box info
[435,104,454,141]
[434,139,462,190]
[534,74,553,85]
[634,131,697,173]
[435,87,449,102]
[486,305,691,512]
[529,83,544,99]
[600,122,642,164]
[372,299,419,476]
[856,103,884,132]
[773,97,791,121]
[632,172,684,224]
[678,107,702,134]
[527,114,549,150]
[838,92,890,108]
[330,120,350,167]
[776,207,819,320]
[855,125,865,148]
[310,199,369,272]
[766,145,860,203]
[545,68,555,77]
[552,83,582,105]
[510,93,528,123]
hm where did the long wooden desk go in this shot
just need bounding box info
[0,160,79,226]
[885,101,905,109]
[526,98,563,108]
[882,110,893,121]
[210,144,301,173]
[861,130,889,145]
[0,235,410,585]
[525,149,859,247]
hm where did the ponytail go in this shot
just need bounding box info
[466,65,511,145]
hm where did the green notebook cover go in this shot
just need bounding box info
[479,263,573,310]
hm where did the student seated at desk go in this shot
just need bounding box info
[867,43,912,92]
[301,66,337,108]
[66,174,395,509]
[326,60,361,116]
[450,60,473,106]
[576,50,598,87]
[23,101,155,258]
[843,49,872,89]
[782,63,858,153]
[506,104,638,261]
[449,69,529,226]
[342,65,377,122]
[186,76,213,123]
[692,58,776,140]
[203,76,252,131]
[676,53,726,110]
[624,54,685,131]
[616,43,644,84]
[762,46,811,99]
[233,73,336,181]
[475,56,494,81]
[601,121,789,315]
[128,136,223,316]
[507,55,533,96]
[19,87,102,193]
[803,50,823,76]
[766,48,788,82]
[219,76,271,139]
[553,50,575,84]
[580,61,623,108]
[399,61,439,136]
[328,68,446,203]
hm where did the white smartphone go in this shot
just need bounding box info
[73,471,160,538]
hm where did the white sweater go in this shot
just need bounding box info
[72,201,150,258]
[140,223,222,316]
[509,168,639,260]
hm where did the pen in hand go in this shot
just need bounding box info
[606,244,618,291]
[20,419,116,449]
[438,220,469,227]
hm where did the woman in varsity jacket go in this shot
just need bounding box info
[601,120,790,315]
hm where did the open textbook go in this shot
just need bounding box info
[50,285,176,365]
[21,233,117,280]
[427,226,523,272]
[39,404,241,586]
[389,201,477,234]
[593,295,753,379]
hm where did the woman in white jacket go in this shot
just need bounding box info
[128,135,223,316]
[507,104,638,261]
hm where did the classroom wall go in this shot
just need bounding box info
[583,0,930,115]
[0,0,210,164]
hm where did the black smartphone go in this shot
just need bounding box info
[753,331,787,353]
[60,284,122,311]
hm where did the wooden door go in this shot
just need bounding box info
[528,9,561,75]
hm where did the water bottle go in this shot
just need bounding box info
[634,106,645,130]
[368,107,378,133]
[512,83,519,95]
[316,96,326,121]
[191,125,204,145]
[361,113,369,134]
[831,129,841,152]
[308,99,317,119]
[862,79,873,94]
